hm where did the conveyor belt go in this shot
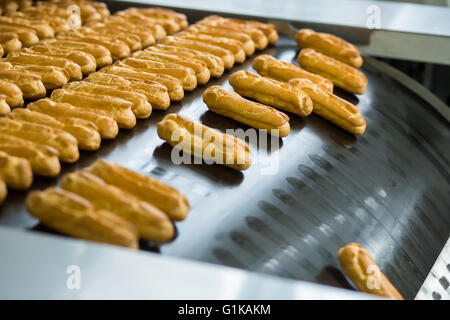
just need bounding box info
[0,7,449,299]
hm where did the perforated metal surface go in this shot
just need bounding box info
[0,11,448,299]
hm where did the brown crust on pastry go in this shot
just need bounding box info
[253,54,333,92]
[0,149,33,190]
[229,70,313,117]
[203,86,290,137]
[296,29,363,68]
[26,188,139,249]
[338,243,404,299]
[298,48,367,94]
[157,113,252,170]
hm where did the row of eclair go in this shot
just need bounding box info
[0,13,279,203]
[25,159,190,247]
[0,0,111,55]
[0,5,187,115]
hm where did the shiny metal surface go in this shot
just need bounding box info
[0,14,449,299]
[0,226,376,299]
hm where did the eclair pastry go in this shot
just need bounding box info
[0,80,23,108]
[0,133,61,177]
[0,33,22,53]
[25,45,97,75]
[64,81,152,119]
[289,78,366,136]
[85,159,190,221]
[61,171,174,243]
[148,44,224,78]
[203,86,290,137]
[252,54,333,92]
[159,36,235,69]
[0,69,46,100]
[229,70,313,117]
[100,65,184,102]
[26,188,139,249]
[7,51,83,81]
[133,50,211,85]
[187,25,255,56]
[157,113,252,170]
[298,48,367,94]
[41,39,113,68]
[7,108,102,151]
[117,58,197,91]
[85,72,170,110]
[0,117,79,163]
[338,243,404,299]
[0,94,11,116]
[295,29,363,68]
[51,89,136,129]
[178,32,246,64]
[0,149,33,190]
[0,61,70,89]
[0,177,6,204]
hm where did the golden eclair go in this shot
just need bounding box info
[298,48,367,94]
[117,58,197,91]
[178,32,246,64]
[115,10,181,35]
[57,32,131,60]
[0,61,70,89]
[0,133,60,177]
[226,18,278,44]
[41,39,112,68]
[0,69,46,100]
[198,16,268,50]
[100,65,184,102]
[61,171,174,243]
[7,51,83,81]
[80,27,142,52]
[148,44,224,78]
[0,80,24,108]
[26,188,139,249]
[25,45,97,75]
[0,94,11,116]
[203,86,290,137]
[0,177,6,204]
[252,54,334,92]
[107,16,167,40]
[12,11,70,34]
[229,70,313,117]
[0,16,54,39]
[133,50,211,85]
[119,7,188,29]
[85,159,190,221]
[64,81,152,119]
[0,32,22,53]
[289,78,366,136]
[296,29,363,68]
[187,25,255,56]
[85,72,170,110]
[0,149,33,189]
[159,36,235,69]
[338,243,404,300]
[7,108,101,151]
[51,89,136,129]
[87,22,155,48]
[157,113,252,170]
[0,44,4,58]
[28,98,117,140]
[0,117,79,163]
[0,25,39,47]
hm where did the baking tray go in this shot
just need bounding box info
[1,1,449,299]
